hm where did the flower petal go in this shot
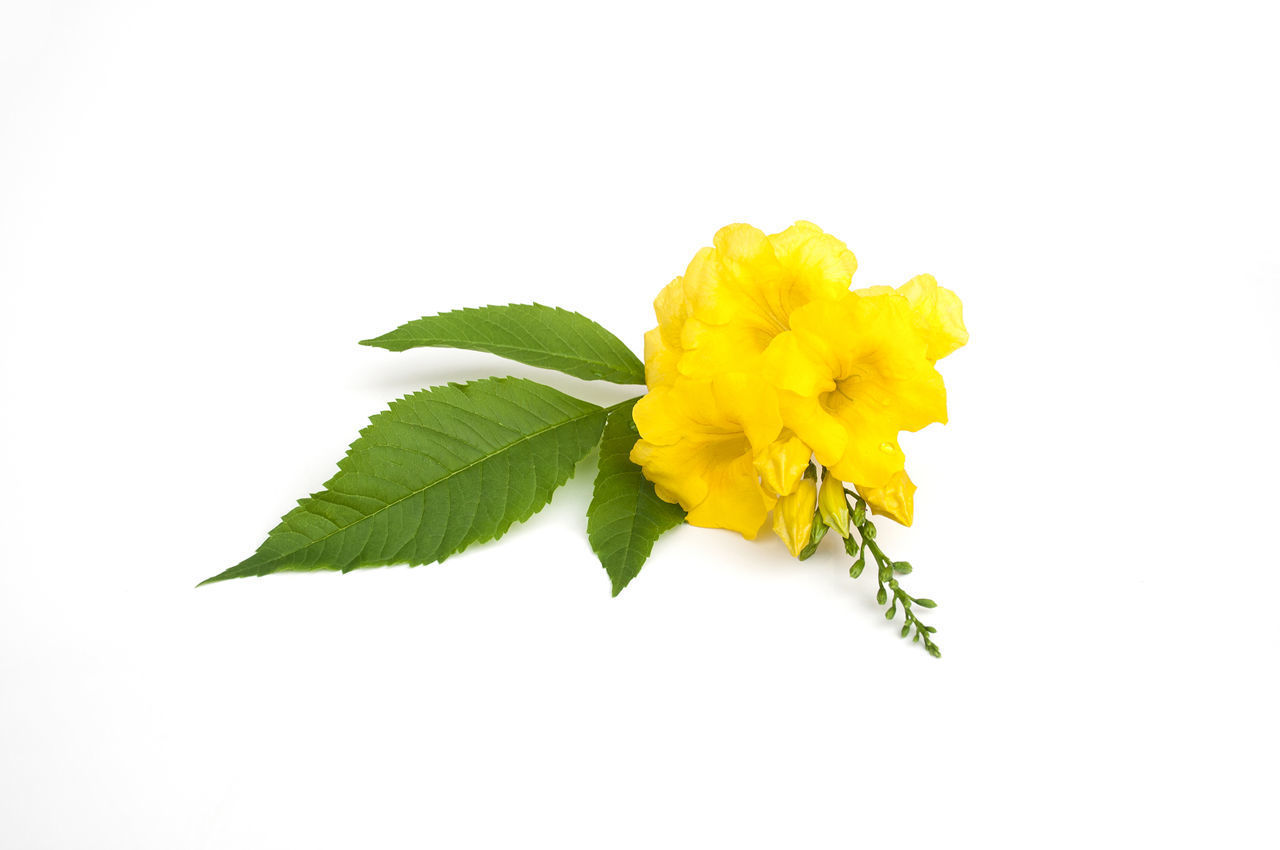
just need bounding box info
[768,220,858,302]
[686,450,773,539]
[643,328,681,388]
[683,225,783,327]
[777,393,848,470]
[897,274,969,361]
[711,372,783,450]
[762,328,838,397]
[653,276,689,349]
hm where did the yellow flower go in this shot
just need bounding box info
[634,222,962,543]
[856,469,917,527]
[642,222,857,384]
[818,471,850,538]
[630,373,783,538]
[763,291,947,491]
[857,274,968,362]
[772,478,817,558]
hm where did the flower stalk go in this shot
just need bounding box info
[841,489,941,657]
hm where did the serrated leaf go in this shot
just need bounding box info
[586,398,685,596]
[201,378,609,585]
[361,303,646,385]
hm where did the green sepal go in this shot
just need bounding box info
[798,510,828,561]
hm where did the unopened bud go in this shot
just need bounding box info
[753,433,811,498]
[818,472,851,538]
[854,470,917,527]
[772,478,818,559]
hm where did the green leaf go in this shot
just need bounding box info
[201,378,608,585]
[586,398,685,596]
[361,303,646,385]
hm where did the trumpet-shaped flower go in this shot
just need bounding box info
[630,373,783,538]
[772,478,818,558]
[763,291,947,490]
[855,469,917,527]
[642,222,857,384]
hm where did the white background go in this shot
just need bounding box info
[2,1,1277,847]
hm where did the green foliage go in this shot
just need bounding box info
[361,303,646,385]
[586,399,685,595]
[201,378,608,585]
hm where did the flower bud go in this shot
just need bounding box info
[753,432,811,498]
[855,470,917,527]
[772,478,818,558]
[818,472,851,538]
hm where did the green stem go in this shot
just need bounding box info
[847,493,942,658]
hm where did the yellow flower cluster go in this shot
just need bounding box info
[630,222,966,556]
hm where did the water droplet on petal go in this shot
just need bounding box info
[879,442,895,454]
